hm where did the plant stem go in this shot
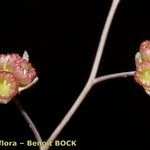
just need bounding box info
[88,0,120,80]
[42,1,121,150]
[42,82,93,150]
[93,71,135,85]
[42,70,134,150]
[14,99,43,149]
[19,77,39,92]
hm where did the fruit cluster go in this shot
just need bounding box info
[0,52,37,104]
[135,40,150,95]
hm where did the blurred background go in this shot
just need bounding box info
[0,0,150,149]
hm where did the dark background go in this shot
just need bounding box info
[0,0,150,149]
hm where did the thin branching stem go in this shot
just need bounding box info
[42,1,121,150]
[14,99,43,150]
[93,71,135,85]
[42,82,93,150]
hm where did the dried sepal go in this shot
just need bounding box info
[145,90,150,96]
[22,51,29,62]
[135,52,142,67]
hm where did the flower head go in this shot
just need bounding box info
[0,51,38,104]
[135,61,150,90]
[0,71,18,103]
[12,59,36,86]
[0,54,21,72]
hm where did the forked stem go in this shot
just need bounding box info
[42,71,134,150]
[42,0,121,150]
[15,71,134,150]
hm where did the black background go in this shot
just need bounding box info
[0,0,150,149]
